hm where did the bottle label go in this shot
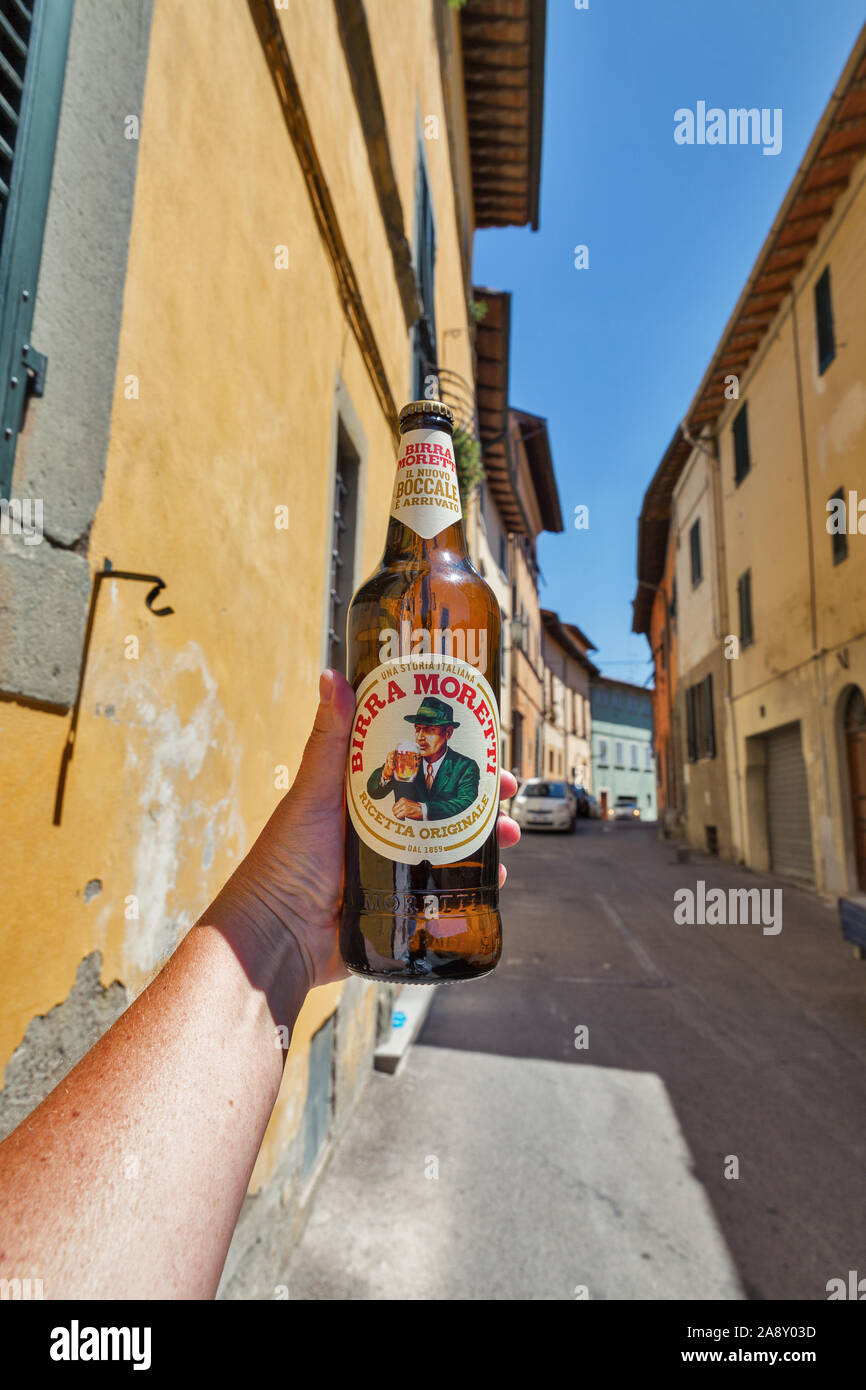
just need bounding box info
[346,652,500,866]
[390,427,462,539]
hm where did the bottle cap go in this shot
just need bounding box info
[399,399,455,427]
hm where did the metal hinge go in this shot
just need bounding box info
[21,343,48,397]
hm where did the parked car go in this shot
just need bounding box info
[585,794,602,819]
[613,794,641,822]
[570,785,591,818]
[510,779,575,833]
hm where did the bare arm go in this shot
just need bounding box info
[0,918,307,1299]
[0,671,520,1299]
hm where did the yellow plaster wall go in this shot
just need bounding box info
[0,0,475,1191]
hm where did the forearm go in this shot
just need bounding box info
[0,916,308,1300]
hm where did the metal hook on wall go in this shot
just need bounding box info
[52,559,175,827]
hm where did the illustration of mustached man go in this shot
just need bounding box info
[367,697,481,823]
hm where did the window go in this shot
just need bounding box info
[702,672,716,757]
[686,687,697,762]
[685,674,716,762]
[738,568,754,649]
[733,402,751,487]
[689,518,702,586]
[0,0,75,499]
[598,738,608,766]
[814,265,835,374]
[631,743,638,768]
[829,486,847,566]
[499,531,507,575]
[645,745,652,771]
[512,710,523,772]
[410,145,437,400]
[326,422,360,675]
[615,740,624,767]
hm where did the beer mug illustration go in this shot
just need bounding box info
[393,741,421,782]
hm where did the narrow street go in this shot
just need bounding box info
[289,821,866,1300]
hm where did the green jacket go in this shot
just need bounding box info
[367,746,480,820]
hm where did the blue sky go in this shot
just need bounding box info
[471,0,866,684]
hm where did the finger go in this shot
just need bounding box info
[496,813,520,848]
[500,770,518,799]
[498,863,507,887]
[290,669,355,808]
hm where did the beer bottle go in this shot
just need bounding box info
[341,399,502,983]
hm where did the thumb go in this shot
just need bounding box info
[290,669,355,808]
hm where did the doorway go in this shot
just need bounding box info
[844,687,866,890]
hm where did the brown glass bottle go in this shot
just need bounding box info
[340,399,502,984]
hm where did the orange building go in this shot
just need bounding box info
[633,431,685,833]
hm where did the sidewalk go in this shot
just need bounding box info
[286,1042,745,1301]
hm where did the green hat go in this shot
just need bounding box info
[404,696,459,728]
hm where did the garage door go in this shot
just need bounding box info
[766,722,814,883]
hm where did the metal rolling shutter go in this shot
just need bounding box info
[766,722,814,882]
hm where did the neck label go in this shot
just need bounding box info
[390,427,462,539]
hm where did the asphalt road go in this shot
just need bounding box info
[419,819,866,1300]
[287,820,866,1300]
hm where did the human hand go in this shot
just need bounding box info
[393,797,423,820]
[203,670,521,992]
[381,750,396,781]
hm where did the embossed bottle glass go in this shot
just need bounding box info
[341,399,502,983]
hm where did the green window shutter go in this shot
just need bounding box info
[0,0,74,501]
[703,673,716,759]
[814,265,835,374]
[732,401,750,487]
[685,685,697,762]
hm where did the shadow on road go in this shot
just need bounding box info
[416,821,866,1299]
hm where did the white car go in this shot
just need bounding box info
[613,796,641,822]
[511,779,575,833]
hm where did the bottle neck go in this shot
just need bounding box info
[381,514,470,565]
[382,416,470,565]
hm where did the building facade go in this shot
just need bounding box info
[590,677,657,820]
[671,440,734,858]
[541,610,597,788]
[634,23,866,892]
[473,291,564,783]
[0,0,548,1293]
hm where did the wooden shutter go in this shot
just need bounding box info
[733,402,750,486]
[738,570,753,648]
[685,686,697,762]
[814,266,835,374]
[0,0,74,500]
[689,518,702,585]
[829,486,847,565]
[702,673,716,758]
